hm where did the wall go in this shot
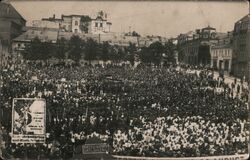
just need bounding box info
[0,2,26,43]
[71,16,81,33]
[232,15,249,79]
[32,20,60,29]
[210,46,232,73]
[61,16,72,32]
[0,20,11,42]
[89,19,110,34]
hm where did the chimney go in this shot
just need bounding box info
[53,14,55,19]
[196,29,200,34]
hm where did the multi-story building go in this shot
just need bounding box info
[32,19,60,30]
[177,26,219,66]
[210,32,233,74]
[89,14,112,34]
[232,14,250,79]
[0,1,26,65]
[12,28,58,55]
[0,1,26,44]
[36,11,112,34]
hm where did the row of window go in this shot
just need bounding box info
[95,22,103,28]
[212,49,231,57]
[234,22,249,32]
[211,60,230,71]
[186,47,198,54]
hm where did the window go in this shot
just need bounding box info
[75,21,78,26]
[74,29,78,33]
[100,23,103,27]
[95,22,98,27]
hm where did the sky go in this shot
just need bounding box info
[10,0,249,37]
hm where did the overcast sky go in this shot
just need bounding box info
[10,0,249,37]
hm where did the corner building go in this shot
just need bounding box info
[232,14,250,79]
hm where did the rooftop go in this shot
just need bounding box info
[237,14,250,23]
[0,2,26,22]
[202,25,216,31]
[13,28,58,43]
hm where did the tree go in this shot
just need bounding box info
[109,45,119,62]
[124,31,140,37]
[114,45,125,62]
[163,40,176,64]
[139,47,153,64]
[125,42,137,66]
[148,41,164,65]
[68,35,82,63]
[22,37,53,61]
[80,16,91,33]
[44,41,56,60]
[131,31,140,37]
[84,38,99,64]
[100,41,111,62]
[55,37,67,60]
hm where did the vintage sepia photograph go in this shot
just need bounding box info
[0,0,250,159]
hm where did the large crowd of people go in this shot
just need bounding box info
[0,60,249,159]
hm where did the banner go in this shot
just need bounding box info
[112,154,249,160]
[82,143,109,154]
[11,98,46,143]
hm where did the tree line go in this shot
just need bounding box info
[22,35,177,66]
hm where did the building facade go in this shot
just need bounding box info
[210,45,233,73]
[12,28,58,55]
[177,26,219,66]
[0,1,26,44]
[232,14,250,79]
[210,32,233,74]
[89,16,111,34]
[32,19,60,30]
[37,11,112,34]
